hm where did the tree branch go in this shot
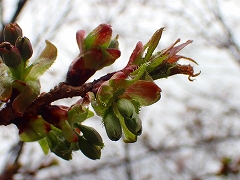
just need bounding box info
[0,72,115,126]
[10,0,28,23]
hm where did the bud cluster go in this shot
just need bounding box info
[0,23,199,161]
[0,23,33,69]
[0,42,22,67]
[102,99,142,142]
[65,24,121,86]
[91,61,161,142]
[89,26,200,143]
[38,102,104,160]
[117,99,142,136]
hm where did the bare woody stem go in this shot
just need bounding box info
[29,82,93,113]
[0,72,115,126]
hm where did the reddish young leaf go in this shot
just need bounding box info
[122,80,161,106]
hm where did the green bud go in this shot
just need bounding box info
[78,136,101,160]
[124,112,142,136]
[75,124,104,147]
[117,99,135,117]
[117,99,142,135]
[3,23,23,45]
[15,36,33,60]
[0,42,22,67]
[103,107,122,141]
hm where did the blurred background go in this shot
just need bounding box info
[0,0,240,179]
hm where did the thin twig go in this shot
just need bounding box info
[0,141,24,180]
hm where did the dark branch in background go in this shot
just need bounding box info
[10,0,27,24]
[31,1,73,53]
[159,0,240,67]
[213,0,240,65]
[0,141,24,180]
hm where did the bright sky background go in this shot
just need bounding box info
[1,0,240,179]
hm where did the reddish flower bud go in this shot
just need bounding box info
[65,49,102,86]
[15,36,33,60]
[40,105,68,128]
[0,42,22,67]
[3,23,23,45]
[84,24,112,50]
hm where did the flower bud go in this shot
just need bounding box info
[40,105,68,128]
[3,23,23,45]
[117,99,135,117]
[75,124,104,147]
[0,42,22,67]
[124,113,142,136]
[78,136,101,160]
[103,107,122,141]
[117,99,142,135]
[84,24,112,50]
[15,36,33,60]
[65,48,105,86]
[65,55,98,86]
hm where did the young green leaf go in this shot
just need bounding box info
[25,40,57,81]
[46,128,72,160]
[19,126,46,142]
[38,137,50,154]
[12,80,40,116]
[143,27,164,62]
[68,104,94,126]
